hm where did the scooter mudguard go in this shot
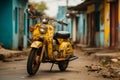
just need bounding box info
[31,41,42,48]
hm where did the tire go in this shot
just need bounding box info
[58,61,69,71]
[27,48,41,75]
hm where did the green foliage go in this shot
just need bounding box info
[31,1,48,14]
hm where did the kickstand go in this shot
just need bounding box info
[50,63,54,71]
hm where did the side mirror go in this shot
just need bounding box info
[66,13,71,18]
[57,21,68,26]
[26,8,31,13]
[26,8,33,16]
[29,26,34,32]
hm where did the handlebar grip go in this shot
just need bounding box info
[62,22,68,26]
[58,21,68,26]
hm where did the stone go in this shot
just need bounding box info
[111,59,118,63]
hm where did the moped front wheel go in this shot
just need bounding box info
[58,61,69,71]
[27,48,41,75]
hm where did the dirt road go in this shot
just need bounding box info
[0,49,112,80]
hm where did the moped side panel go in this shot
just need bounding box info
[31,41,42,48]
[59,42,73,58]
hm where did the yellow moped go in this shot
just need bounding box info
[26,9,77,75]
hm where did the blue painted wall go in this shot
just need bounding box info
[67,19,72,37]
[118,24,120,48]
[100,24,104,47]
[95,12,100,47]
[12,0,28,49]
[0,0,12,49]
[0,0,28,49]
[56,6,67,31]
[78,14,84,43]
[56,6,73,37]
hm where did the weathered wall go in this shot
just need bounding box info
[56,6,73,37]
[0,0,28,49]
[0,0,12,49]
[100,4,104,47]
[118,0,120,48]
[12,0,28,49]
[78,14,84,43]
[104,1,110,47]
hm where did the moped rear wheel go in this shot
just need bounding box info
[27,48,41,75]
[58,61,69,71]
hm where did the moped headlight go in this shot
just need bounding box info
[39,24,47,34]
[39,28,46,34]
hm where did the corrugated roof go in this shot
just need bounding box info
[68,0,101,11]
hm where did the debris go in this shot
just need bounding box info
[101,67,120,78]
[111,59,118,63]
[85,64,120,78]
[85,51,95,56]
[85,64,102,73]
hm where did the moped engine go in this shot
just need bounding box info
[53,39,56,51]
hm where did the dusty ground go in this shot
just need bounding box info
[0,49,119,80]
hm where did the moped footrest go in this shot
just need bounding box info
[55,58,66,61]
[69,56,78,61]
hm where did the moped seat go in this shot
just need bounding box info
[54,31,70,39]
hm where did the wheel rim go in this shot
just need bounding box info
[27,48,41,75]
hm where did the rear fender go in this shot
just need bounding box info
[31,41,42,48]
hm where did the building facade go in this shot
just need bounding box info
[56,6,73,37]
[0,0,28,50]
[65,0,120,49]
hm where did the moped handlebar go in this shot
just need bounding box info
[49,18,68,26]
[57,21,68,26]
[26,8,68,26]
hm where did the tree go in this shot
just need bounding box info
[30,1,48,14]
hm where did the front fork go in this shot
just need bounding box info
[30,41,46,62]
[39,45,46,62]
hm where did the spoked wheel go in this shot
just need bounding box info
[27,48,42,75]
[58,60,69,71]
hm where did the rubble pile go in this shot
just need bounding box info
[85,57,120,79]
[0,47,29,61]
[85,64,102,73]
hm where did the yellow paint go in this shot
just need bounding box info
[45,24,55,60]
[104,1,110,47]
[31,41,42,48]
[32,23,55,60]
[59,42,73,59]
[31,22,73,61]
[32,24,41,40]
[119,0,120,23]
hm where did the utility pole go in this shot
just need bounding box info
[65,0,68,31]
[66,0,68,10]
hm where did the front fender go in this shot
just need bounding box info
[31,41,42,48]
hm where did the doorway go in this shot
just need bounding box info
[110,0,118,48]
[18,8,24,50]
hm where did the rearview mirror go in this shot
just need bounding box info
[66,13,70,18]
[26,8,33,16]
[26,8,31,13]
